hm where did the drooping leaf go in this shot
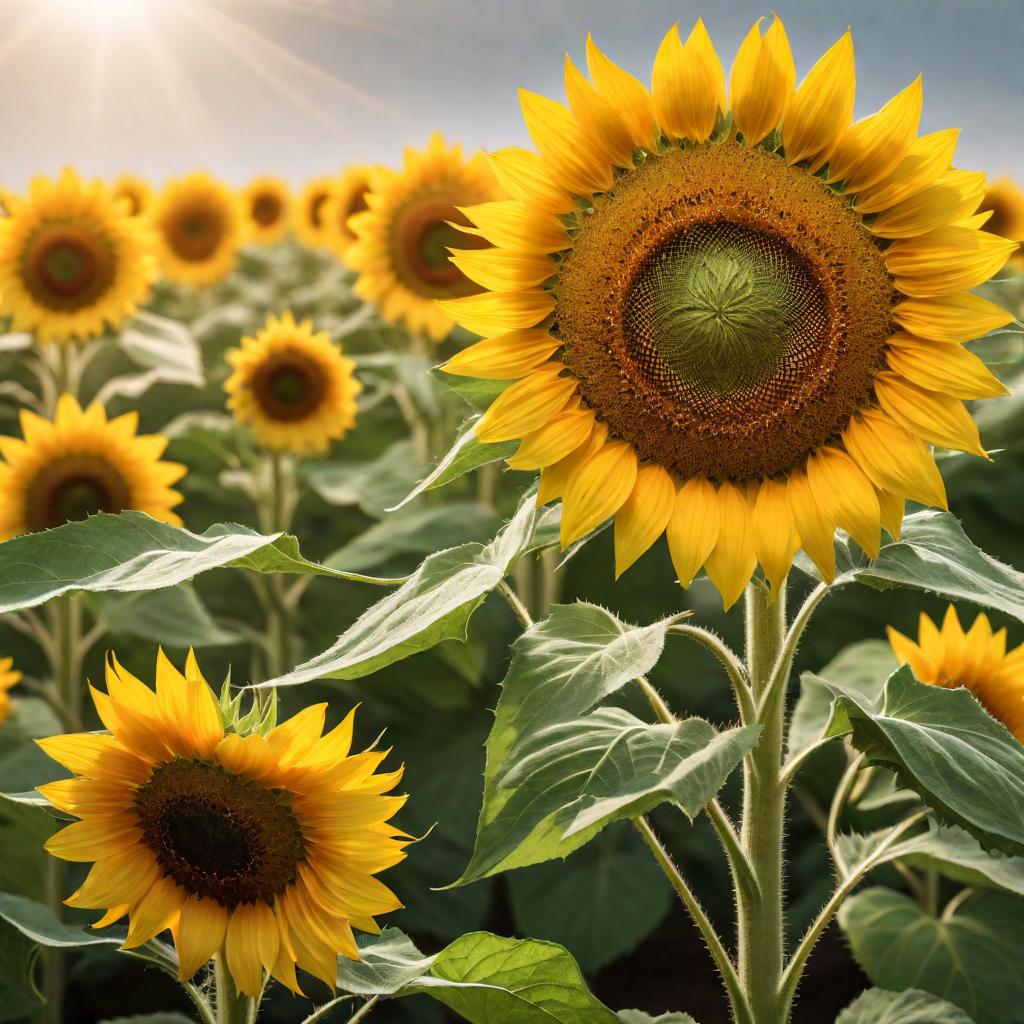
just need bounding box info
[335,928,436,996]
[839,888,1024,1024]
[305,440,425,518]
[0,892,125,949]
[835,987,975,1024]
[96,585,240,647]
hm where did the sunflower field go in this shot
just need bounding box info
[1,9,1024,1024]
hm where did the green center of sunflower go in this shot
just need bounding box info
[252,349,326,422]
[22,224,117,311]
[168,205,224,261]
[135,758,306,908]
[24,455,131,532]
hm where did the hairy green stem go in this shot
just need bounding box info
[214,955,256,1024]
[669,622,755,726]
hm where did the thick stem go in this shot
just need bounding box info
[214,955,257,1024]
[263,454,295,682]
[40,859,65,1024]
[737,582,788,1024]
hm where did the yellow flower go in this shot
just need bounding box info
[37,651,408,996]
[151,172,244,287]
[111,174,154,218]
[348,132,504,342]
[0,394,186,539]
[293,176,334,249]
[978,177,1024,264]
[225,311,361,454]
[322,165,374,261]
[888,605,1024,741]
[0,168,157,344]
[0,658,22,726]
[438,19,1015,608]
[241,176,291,245]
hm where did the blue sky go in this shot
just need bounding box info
[1,0,1021,188]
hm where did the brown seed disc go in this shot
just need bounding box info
[21,223,117,312]
[557,141,895,482]
[251,192,283,227]
[25,454,131,531]
[165,203,226,262]
[251,348,327,422]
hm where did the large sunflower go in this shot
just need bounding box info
[888,605,1024,741]
[293,176,334,249]
[322,165,374,261]
[0,658,21,726]
[241,176,292,245]
[439,20,1016,607]
[348,132,504,342]
[978,177,1024,264]
[151,173,244,288]
[0,168,157,344]
[111,174,154,218]
[0,394,186,539]
[225,311,361,454]
[37,651,408,996]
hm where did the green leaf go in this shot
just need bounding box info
[0,511,393,614]
[0,892,124,949]
[507,826,672,973]
[335,927,436,996]
[618,1013,699,1024]
[836,511,1024,624]
[835,988,975,1024]
[305,440,425,518]
[265,495,538,686]
[838,888,1024,1024]
[406,931,619,1023]
[830,668,1024,855]
[96,585,240,647]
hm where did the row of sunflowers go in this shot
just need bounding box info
[1,14,1024,1024]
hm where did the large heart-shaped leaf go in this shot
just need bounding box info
[838,887,1024,1024]
[829,668,1024,855]
[835,988,975,1024]
[335,928,436,996]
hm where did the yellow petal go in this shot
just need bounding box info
[806,446,881,559]
[564,53,637,168]
[855,129,961,214]
[476,363,577,443]
[704,482,757,610]
[537,421,608,505]
[613,463,676,578]
[447,248,554,292]
[827,76,923,192]
[842,408,948,509]
[176,896,228,982]
[652,20,725,143]
[893,292,1013,343]
[874,371,986,455]
[507,401,595,470]
[487,147,574,213]
[666,476,719,588]
[443,330,560,380]
[877,488,905,541]
[519,88,613,196]
[730,16,795,146]
[871,170,988,239]
[459,200,569,253]
[226,903,274,997]
[887,226,1018,298]
[783,30,855,168]
[436,290,555,339]
[560,440,638,546]
[123,876,181,949]
[752,478,800,595]
[787,466,836,583]
[885,333,1009,399]
[586,34,658,151]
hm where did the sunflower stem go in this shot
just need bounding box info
[262,453,296,683]
[213,955,256,1024]
[40,858,65,1024]
[736,580,787,1024]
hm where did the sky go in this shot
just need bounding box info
[0,0,1021,189]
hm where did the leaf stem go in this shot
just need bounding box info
[298,995,356,1024]
[498,579,533,630]
[669,622,755,726]
[826,752,866,881]
[345,996,380,1024]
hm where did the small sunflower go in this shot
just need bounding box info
[293,176,334,249]
[978,177,1024,264]
[111,174,154,218]
[439,19,1016,607]
[0,658,22,726]
[0,394,186,539]
[0,168,157,344]
[348,132,504,341]
[888,605,1024,741]
[322,165,374,261]
[225,311,361,454]
[241,176,292,245]
[37,650,408,996]
[151,172,244,288]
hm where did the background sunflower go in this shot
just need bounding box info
[241,175,292,246]
[293,176,334,249]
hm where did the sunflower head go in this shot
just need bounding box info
[322,165,374,261]
[225,311,361,454]
[439,19,1016,607]
[37,650,408,996]
[888,605,1024,741]
[978,176,1024,264]
[0,657,22,726]
[0,168,158,344]
[347,132,505,342]
[241,176,292,245]
[152,172,244,288]
[0,394,186,539]
[293,176,335,249]
[111,174,154,218]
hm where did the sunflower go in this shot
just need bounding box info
[978,177,1024,264]
[0,168,157,344]
[293,176,334,249]
[37,650,407,996]
[151,172,244,287]
[888,605,1024,741]
[111,174,154,218]
[438,19,1016,607]
[0,394,186,539]
[348,132,504,341]
[225,311,361,454]
[241,176,292,245]
[322,165,374,261]
[0,658,21,726]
